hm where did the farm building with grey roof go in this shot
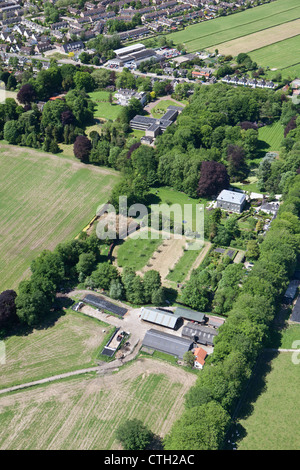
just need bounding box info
[142,328,193,359]
[140,307,181,329]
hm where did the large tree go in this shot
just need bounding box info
[73,135,92,162]
[115,419,154,450]
[197,161,229,197]
[0,290,18,330]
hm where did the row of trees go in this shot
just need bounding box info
[164,173,300,450]
[0,233,165,334]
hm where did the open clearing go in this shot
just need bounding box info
[258,122,284,153]
[236,352,300,450]
[0,311,111,390]
[0,358,197,450]
[212,20,300,56]
[167,0,300,52]
[89,90,123,121]
[0,146,120,291]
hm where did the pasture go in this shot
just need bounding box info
[0,358,197,450]
[167,0,300,52]
[0,310,112,390]
[236,352,300,450]
[0,146,120,292]
[249,34,300,78]
[166,244,203,284]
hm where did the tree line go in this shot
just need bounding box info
[163,173,300,450]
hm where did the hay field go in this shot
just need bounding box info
[0,145,120,292]
[0,311,111,390]
[167,0,300,52]
[0,358,197,450]
[212,20,300,56]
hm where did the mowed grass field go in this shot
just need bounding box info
[0,311,112,390]
[0,358,197,450]
[89,90,123,121]
[167,0,300,52]
[0,146,120,292]
[236,352,300,450]
[258,121,285,152]
[249,34,300,79]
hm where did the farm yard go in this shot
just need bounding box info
[167,0,300,53]
[0,146,120,292]
[0,358,197,450]
[235,352,300,450]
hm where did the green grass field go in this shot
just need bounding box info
[249,34,300,79]
[258,121,285,152]
[89,90,123,121]
[0,146,120,292]
[0,358,196,449]
[116,230,162,271]
[166,245,202,283]
[151,100,184,119]
[148,187,208,233]
[236,352,300,450]
[167,0,300,52]
[0,310,112,389]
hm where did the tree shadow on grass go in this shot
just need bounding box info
[224,350,279,449]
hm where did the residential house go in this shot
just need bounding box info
[193,347,207,369]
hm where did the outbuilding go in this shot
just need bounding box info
[142,328,193,359]
[140,307,181,329]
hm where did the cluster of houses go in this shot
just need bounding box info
[0,0,266,59]
[222,74,276,90]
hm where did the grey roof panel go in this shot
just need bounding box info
[142,328,193,358]
[140,307,178,328]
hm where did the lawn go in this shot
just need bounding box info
[0,146,120,291]
[151,100,184,119]
[258,121,285,153]
[236,352,300,450]
[147,186,208,233]
[89,90,123,121]
[0,310,112,390]
[0,358,197,450]
[167,0,300,52]
[116,230,163,271]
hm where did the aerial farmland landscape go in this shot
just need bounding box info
[0,0,300,457]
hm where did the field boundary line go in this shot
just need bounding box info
[248,32,300,56]
[185,5,299,43]
[191,18,300,52]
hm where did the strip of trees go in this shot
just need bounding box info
[164,174,300,450]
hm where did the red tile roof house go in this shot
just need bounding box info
[193,347,207,369]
